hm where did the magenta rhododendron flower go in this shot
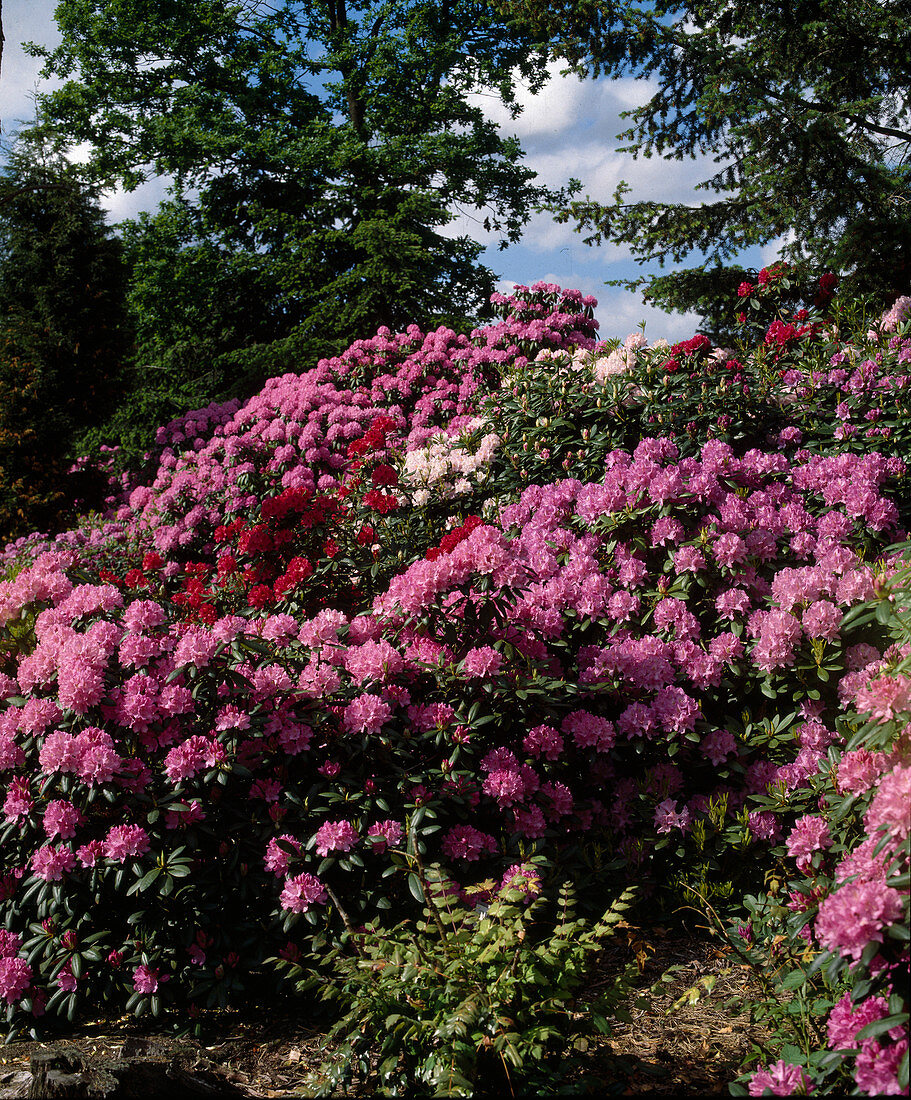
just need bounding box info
[460,646,503,678]
[854,1037,908,1095]
[0,930,21,958]
[42,800,84,840]
[341,694,392,735]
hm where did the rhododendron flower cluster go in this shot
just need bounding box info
[0,281,907,1096]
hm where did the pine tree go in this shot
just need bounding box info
[0,138,131,541]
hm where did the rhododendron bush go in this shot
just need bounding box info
[0,279,906,1093]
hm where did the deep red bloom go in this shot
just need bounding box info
[363,490,399,514]
[142,552,163,571]
[248,585,274,609]
[370,464,398,488]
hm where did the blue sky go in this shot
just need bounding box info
[1,0,774,343]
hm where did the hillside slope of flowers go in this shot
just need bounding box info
[0,278,908,1095]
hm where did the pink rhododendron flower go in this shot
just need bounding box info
[854,1037,907,1095]
[132,965,161,994]
[785,815,832,871]
[836,749,888,794]
[2,776,32,822]
[365,820,403,853]
[826,992,896,1050]
[0,930,21,958]
[102,825,151,863]
[865,764,911,843]
[42,800,84,840]
[747,811,781,842]
[31,844,76,881]
[341,694,392,735]
[700,729,737,766]
[441,825,497,861]
[313,820,359,856]
[747,1060,813,1096]
[0,957,32,1004]
[522,724,564,761]
[815,878,903,960]
[279,872,327,913]
[264,835,302,876]
[500,863,542,900]
[654,799,691,834]
[460,646,503,678]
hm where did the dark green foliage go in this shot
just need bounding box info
[293,859,637,1096]
[0,140,131,539]
[498,0,911,332]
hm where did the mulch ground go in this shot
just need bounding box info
[0,921,770,1097]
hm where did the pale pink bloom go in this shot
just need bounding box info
[854,674,911,721]
[865,764,911,843]
[801,600,842,640]
[836,749,888,795]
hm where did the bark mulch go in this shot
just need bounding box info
[0,921,770,1097]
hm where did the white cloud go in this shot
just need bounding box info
[1,0,63,137]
